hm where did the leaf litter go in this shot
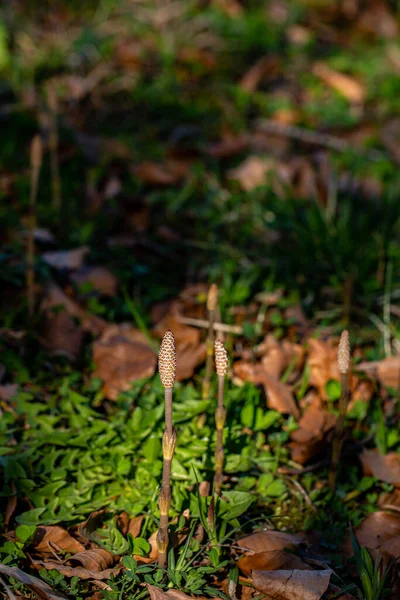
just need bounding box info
[1,0,400,598]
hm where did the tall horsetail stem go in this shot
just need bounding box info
[329,330,351,491]
[202,284,219,399]
[157,330,176,568]
[27,135,42,318]
[213,339,228,496]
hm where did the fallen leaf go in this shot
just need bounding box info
[238,549,306,576]
[312,62,365,103]
[379,488,400,512]
[4,481,17,529]
[74,510,106,544]
[41,310,84,361]
[41,283,107,337]
[357,356,400,389]
[131,159,190,185]
[252,568,331,600]
[290,398,336,465]
[357,0,398,39]
[72,267,118,297]
[41,247,89,270]
[234,361,300,418]
[0,564,68,599]
[0,383,19,401]
[33,526,85,556]
[308,338,340,397]
[343,511,400,560]
[92,325,157,399]
[360,449,400,486]
[33,560,120,581]
[207,131,250,158]
[240,56,279,93]
[128,515,144,539]
[147,584,217,600]
[66,548,114,571]
[238,530,306,554]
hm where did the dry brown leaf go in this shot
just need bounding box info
[379,488,400,512]
[360,449,400,487]
[0,383,18,401]
[207,131,250,158]
[34,559,120,581]
[357,0,398,39]
[252,568,331,600]
[233,361,300,418]
[41,283,107,337]
[238,530,306,554]
[0,563,68,599]
[258,335,304,380]
[343,511,400,559]
[148,584,217,600]
[238,549,306,576]
[41,247,89,270]
[128,515,144,539]
[312,62,365,103]
[92,325,157,400]
[357,356,400,388]
[72,267,118,297]
[4,482,17,529]
[33,526,85,556]
[66,548,114,571]
[239,56,279,93]
[290,399,336,465]
[131,159,190,185]
[308,338,341,397]
[42,311,84,361]
[74,509,106,544]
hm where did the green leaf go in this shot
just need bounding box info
[15,524,36,543]
[16,508,46,525]
[217,491,253,521]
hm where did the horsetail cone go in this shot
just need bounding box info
[338,330,350,374]
[215,339,228,377]
[207,283,219,312]
[159,330,176,388]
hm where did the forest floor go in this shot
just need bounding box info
[1,1,400,599]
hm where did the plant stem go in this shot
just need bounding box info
[157,386,175,568]
[47,85,61,210]
[26,136,42,319]
[329,372,350,491]
[214,374,226,496]
[202,309,215,399]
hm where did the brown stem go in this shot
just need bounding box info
[202,309,215,399]
[329,372,350,490]
[165,387,173,438]
[26,151,40,318]
[214,375,226,496]
[157,388,175,567]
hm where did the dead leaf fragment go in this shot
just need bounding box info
[238,549,306,576]
[92,325,157,399]
[343,511,400,560]
[234,361,300,418]
[360,449,400,486]
[41,246,89,270]
[0,564,68,599]
[132,159,190,185]
[252,568,331,600]
[33,526,85,556]
[147,584,216,600]
[238,530,306,554]
[312,62,365,103]
[34,560,120,581]
[0,383,18,401]
[308,338,340,397]
[72,266,118,297]
[357,356,400,388]
[290,399,336,465]
[240,56,279,93]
